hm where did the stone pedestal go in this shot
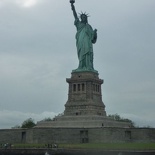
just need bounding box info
[36,71,131,128]
[64,71,106,116]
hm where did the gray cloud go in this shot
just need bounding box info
[0,110,58,129]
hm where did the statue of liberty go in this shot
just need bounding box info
[70,1,98,72]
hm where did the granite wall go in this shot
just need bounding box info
[0,127,155,144]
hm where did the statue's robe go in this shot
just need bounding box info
[74,18,97,71]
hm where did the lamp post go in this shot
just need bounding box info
[70,0,75,4]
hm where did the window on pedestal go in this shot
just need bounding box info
[73,84,76,91]
[82,83,85,91]
[73,83,85,92]
[93,83,100,93]
[78,84,80,91]
[80,130,89,143]
[21,132,26,143]
[98,85,100,92]
[125,130,131,140]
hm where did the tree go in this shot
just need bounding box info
[108,113,135,127]
[21,118,36,128]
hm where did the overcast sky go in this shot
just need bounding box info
[0,0,155,129]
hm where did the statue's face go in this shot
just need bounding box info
[81,14,87,23]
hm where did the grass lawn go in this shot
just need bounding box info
[13,143,155,150]
[59,143,155,150]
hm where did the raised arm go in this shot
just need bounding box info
[71,3,78,20]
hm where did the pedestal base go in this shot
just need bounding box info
[36,115,131,128]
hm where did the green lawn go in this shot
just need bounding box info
[59,143,155,150]
[13,143,155,150]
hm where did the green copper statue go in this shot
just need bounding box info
[70,1,98,72]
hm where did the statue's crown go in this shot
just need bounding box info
[79,12,89,18]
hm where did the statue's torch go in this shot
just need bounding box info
[70,0,75,4]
